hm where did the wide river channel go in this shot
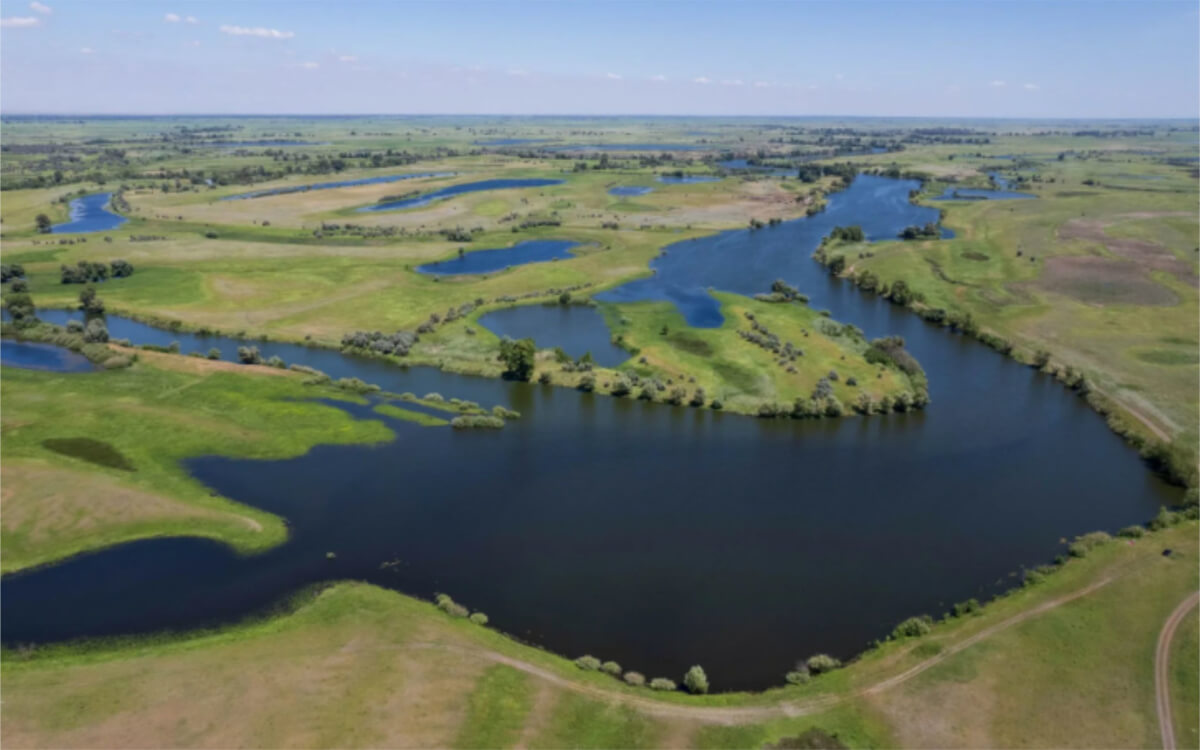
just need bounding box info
[1,176,1181,691]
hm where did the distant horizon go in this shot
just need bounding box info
[2,112,1197,122]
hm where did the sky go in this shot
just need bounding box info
[1,0,1197,118]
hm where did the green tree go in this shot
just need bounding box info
[35,213,52,234]
[498,337,536,381]
[683,665,709,694]
[79,286,105,317]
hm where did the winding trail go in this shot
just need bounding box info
[1156,590,1199,750]
[408,573,1118,725]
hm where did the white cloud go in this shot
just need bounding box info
[605,72,622,80]
[185,15,198,24]
[298,61,319,69]
[1,16,40,27]
[989,79,1007,87]
[29,2,51,15]
[164,12,180,22]
[650,74,667,82]
[693,76,710,84]
[338,55,357,63]
[721,79,744,86]
[80,46,93,54]
[219,24,294,39]
[1023,82,1040,90]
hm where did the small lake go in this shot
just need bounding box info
[223,172,454,200]
[609,186,655,197]
[0,340,95,373]
[360,178,564,212]
[548,143,710,152]
[657,174,721,184]
[933,171,1035,201]
[50,193,128,234]
[475,138,551,146]
[1,174,1181,692]
[198,140,328,147]
[478,305,628,367]
[417,239,578,276]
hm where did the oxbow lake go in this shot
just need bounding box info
[50,193,128,234]
[0,175,1181,691]
[360,178,563,212]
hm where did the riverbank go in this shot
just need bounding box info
[3,521,1195,748]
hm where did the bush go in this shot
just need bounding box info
[469,612,489,626]
[805,654,841,674]
[82,318,109,343]
[335,377,381,394]
[498,337,536,380]
[451,415,505,429]
[1149,505,1182,531]
[491,405,521,419]
[1117,525,1145,539]
[649,678,676,691]
[578,374,596,392]
[683,665,709,694]
[66,319,85,333]
[891,615,933,639]
[785,671,811,686]
[237,345,262,365]
[601,661,622,676]
[1067,530,1112,557]
[574,655,601,671]
[206,348,221,360]
[951,598,981,618]
[435,594,469,618]
[623,671,646,686]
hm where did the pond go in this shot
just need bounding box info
[657,174,720,184]
[934,173,1035,201]
[50,193,128,234]
[475,138,551,146]
[478,304,628,367]
[1,175,1180,692]
[416,239,579,276]
[609,186,655,196]
[223,172,454,200]
[360,178,564,212]
[0,339,95,373]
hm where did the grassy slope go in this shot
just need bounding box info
[3,523,1194,748]
[0,354,393,572]
[1171,605,1200,750]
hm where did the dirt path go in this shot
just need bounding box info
[1156,590,1200,750]
[407,573,1118,725]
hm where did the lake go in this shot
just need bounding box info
[478,304,628,367]
[223,172,454,200]
[1,340,95,373]
[1,175,1180,692]
[609,186,655,196]
[50,193,128,234]
[360,178,564,212]
[417,239,579,276]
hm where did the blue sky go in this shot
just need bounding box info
[1,0,1197,117]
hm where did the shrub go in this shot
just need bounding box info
[610,377,632,397]
[82,318,109,343]
[951,598,981,618]
[498,337,536,380]
[435,594,469,618]
[538,371,552,385]
[785,671,811,686]
[649,678,676,691]
[66,319,85,333]
[491,405,521,419]
[1117,525,1145,538]
[805,654,841,674]
[265,355,285,368]
[1067,531,1112,557]
[578,374,596,392]
[469,612,489,626]
[683,665,709,694]
[237,345,262,364]
[601,661,622,676]
[574,655,601,671]
[451,415,505,429]
[890,615,933,639]
[335,377,381,394]
[623,671,646,687]
[206,348,221,360]
[1149,505,1182,531]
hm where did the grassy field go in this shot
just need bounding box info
[2,521,1194,748]
[0,350,400,572]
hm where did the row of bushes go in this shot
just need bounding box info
[575,655,709,694]
[60,259,134,284]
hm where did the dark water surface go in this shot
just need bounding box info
[478,305,629,367]
[609,186,655,196]
[0,340,96,372]
[360,178,564,212]
[50,193,128,234]
[417,239,578,276]
[1,175,1180,691]
[657,175,721,184]
[223,172,454,200]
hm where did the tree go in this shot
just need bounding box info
[3,291,37,327]
[82,318,109,343]
[683,665,709,694]
[35,213,52,234]
[79,286,105,317]
[498,337,536,381]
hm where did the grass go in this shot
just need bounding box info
[0,353,392,572]
[454,665,536,749]
[1171,604,1200,750]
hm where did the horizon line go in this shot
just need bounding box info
[1,112,1198,122]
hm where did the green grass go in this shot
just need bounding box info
[0,356,392,572]
[373,402,450,426]
[1171,605,1200,750]
[454,665,536,749]
[526,691,663,749]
